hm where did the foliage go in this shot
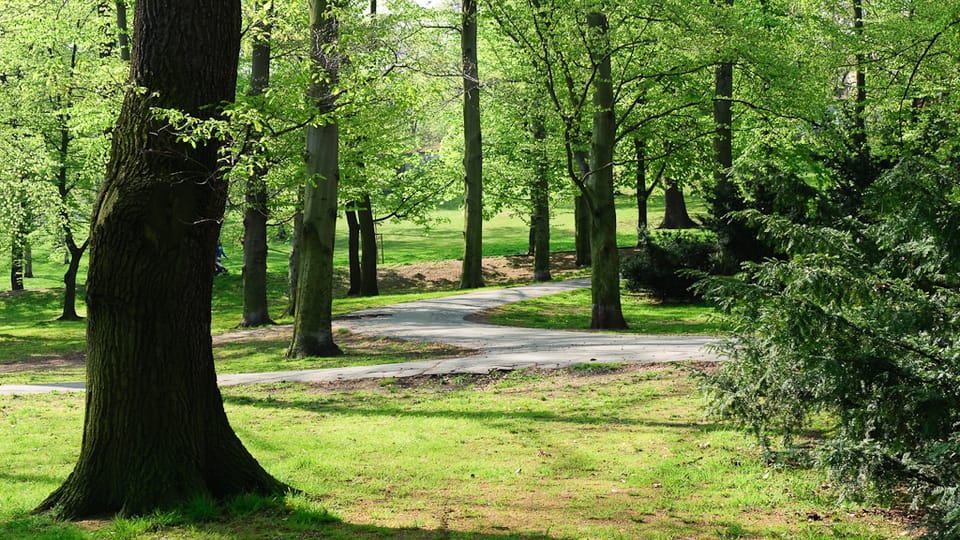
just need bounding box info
[698,156,960,537]
[622,230,726,302]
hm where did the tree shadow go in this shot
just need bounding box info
[222,392,720,432]
[1,507,561,540]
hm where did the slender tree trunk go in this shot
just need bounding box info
[530,110,551,282]
[587,11,626,330]
[36,0,286,519]
[24,241,33,278]
[460,0,484,289]
[240,8,274,327]
[55,42,87,320]
[573,150,591,267]
[345,203,361,296]
[659,178,697,229]
[116,1,130,61]
[634,137,648,243]
[240,178,273,326]
[288,0,342,358]
[59,242,86,321]
[850,0,872,191]
[711,0,736,222]
[358,194,379,295]
[285,208,302,317]
[10,227,24,291]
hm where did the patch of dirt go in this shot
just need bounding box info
[0,351,86,373]
[374,248,640,292]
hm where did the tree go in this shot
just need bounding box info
[459,0,485,289]
[36,0,286,518]
[239,0,275,327]
[287,0,343,358]
[584,9,626,329]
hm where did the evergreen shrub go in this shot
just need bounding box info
[621,230,726,301]
[697,157,960,538]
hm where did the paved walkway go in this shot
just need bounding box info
[0,278,718,395]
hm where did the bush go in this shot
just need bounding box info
[621,230,726,301]
[698,157,960,538]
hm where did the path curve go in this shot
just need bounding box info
[0,278,718,395]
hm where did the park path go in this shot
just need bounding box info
[0,278,718,395]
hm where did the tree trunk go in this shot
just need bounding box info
[587,11,626,330]
[240,177,273,326]
[58,239,88,321]
[634,137,648,243]
[285,208,302,318]
[116,1,130,61]
[710,0,735,221]
[55,42,85,320]
[10,228,24,291]
[288,0,342,358]
[23,240,33,278]
[573,150,591,267]
[240,3,274,328]
[530,110,551,282]
[850,0,872,192]
[358,194,379,296]
[659,178,697,229]
[459,0,484,289]
[35,0,286,520]
[345,203,361,296]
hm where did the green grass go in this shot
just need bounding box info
[482,288,726,335]
[0,365,910,538]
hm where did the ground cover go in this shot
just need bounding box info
[477,288,725,335]
[0,364,914,539]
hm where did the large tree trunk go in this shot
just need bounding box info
[659,178,697,229]
[358,194,379,296]
[36,0,285,520]
[459,0,484,289]
[240,5,274,328]
[345,203,361,296]
[288,0,342,358]
[530,110,551,282]
[586,11,626,330]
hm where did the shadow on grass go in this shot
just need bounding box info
[2,509,560,540]
[222,392,718,432]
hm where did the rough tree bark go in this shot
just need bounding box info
[586,10,626,330]
[240,5,274,327]
[288,0,343,357]
[460,0,484,289]
[35,0,286,519]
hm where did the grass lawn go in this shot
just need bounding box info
[481,289,725,335]
[0,364,912,539]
